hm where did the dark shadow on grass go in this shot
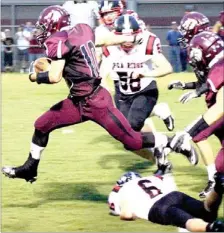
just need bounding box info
[5,182,108,208]
[172,165,207,177]
[98,153,154,173]
[88,134,124,150]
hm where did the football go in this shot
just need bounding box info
[34,57,52,73]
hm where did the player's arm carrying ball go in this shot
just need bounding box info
[29,57,65,84]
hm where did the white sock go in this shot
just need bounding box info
[154,133,168,148]
[151,102,172,120]
[206,164,216,181]
[30,142,45,160]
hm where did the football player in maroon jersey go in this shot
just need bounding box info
[168,12,218,198]
[1,6,197,183]
[170,31,224,200]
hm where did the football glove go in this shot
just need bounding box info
[179,90,198,104]
[168,80,185,90]
[179,83,209,104]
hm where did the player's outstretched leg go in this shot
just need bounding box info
[2,98,82,182]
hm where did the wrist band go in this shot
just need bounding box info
[36,71,50,84]
[185,82,197,89]
[196,83,209,97]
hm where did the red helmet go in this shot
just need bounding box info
[179,12,210,47]
[35,5,70,45]
[220,11,224,26]
[188,31,223,80]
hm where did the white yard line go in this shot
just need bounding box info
[62,129,74,134]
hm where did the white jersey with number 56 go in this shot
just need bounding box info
[108,175,177,220]
[105,31,162,95]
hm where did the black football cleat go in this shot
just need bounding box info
[199,180,215,198]
[163,115,175,131]
[207,220,224,232]
[2,154,39,183]
[154,162,173,176]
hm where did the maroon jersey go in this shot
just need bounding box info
[44,24,100,97]
[205,59,224,108]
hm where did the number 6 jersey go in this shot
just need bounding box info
[108,175,177,220]
[104,31,162,95]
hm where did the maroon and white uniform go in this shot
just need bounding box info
[35,23,147,151]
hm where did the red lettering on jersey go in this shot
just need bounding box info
[102,46,110,57]
[146,35,156,55]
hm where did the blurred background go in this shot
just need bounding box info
[1,0,223,72]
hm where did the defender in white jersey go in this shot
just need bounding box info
[102,15,178,173]
[108,172,224,232]
[96,1,147,109]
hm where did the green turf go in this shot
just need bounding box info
[1,73,223,232]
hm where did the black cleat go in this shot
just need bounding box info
[154,162,173,176]
[207,220,224,232]
[163,115,175,131]
[199,180,215,198]
[2,154,39,183]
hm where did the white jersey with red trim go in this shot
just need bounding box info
[108,175,177,220]
[104,31,162,94]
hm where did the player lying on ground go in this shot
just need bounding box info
[168,12,220,198]
[170,31,224,195]
[1,6,197,183]
[108,171,224,232]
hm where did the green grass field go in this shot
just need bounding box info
[1,72,223,232]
